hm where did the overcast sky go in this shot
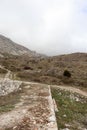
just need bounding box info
[0,0,87,55]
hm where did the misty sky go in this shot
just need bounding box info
[0,0,87,55]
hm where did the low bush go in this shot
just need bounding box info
[63,70,71,78]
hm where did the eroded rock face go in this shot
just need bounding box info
[0,35,42,57]
[0,79,22,96]
[0,67,22,96]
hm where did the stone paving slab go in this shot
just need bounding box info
[0,82,58,130]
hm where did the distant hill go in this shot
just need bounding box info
[52,52,87,62]
[0,35,42,57]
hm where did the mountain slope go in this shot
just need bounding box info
[0,35,40,57]
[15,52,87,88]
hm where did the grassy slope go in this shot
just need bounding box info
[51,87,87,130]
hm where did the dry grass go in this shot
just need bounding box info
[0,90,22,113]
[0,53,87,89]
[0,68,7,74]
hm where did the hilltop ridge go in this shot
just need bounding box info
[0,35,42,57]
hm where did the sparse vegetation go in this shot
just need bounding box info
[15,56,87,88]
[51,87,87,130]
[0,68,7,74]
[0,35,87,130]
[0,90,21,113]
[23,66,33,70]
[0,104,14,113]
[1,53,86,89]
[63,70,71,78]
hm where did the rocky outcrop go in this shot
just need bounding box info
[0,65,22,96]
[0,35,42,57]
[0,79,22,96]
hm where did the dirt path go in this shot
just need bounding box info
[52,85,87,97]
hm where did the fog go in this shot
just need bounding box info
[0,0,87,55]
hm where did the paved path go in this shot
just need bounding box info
[0,83,58,130]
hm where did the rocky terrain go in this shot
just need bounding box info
[0,65,87,130]
[0,65,57,130]
[1,52,86,89]
[0,35,86,90]
[0,35,42,57]
[0,35,87,130]
[52,86,87,130]
[0,53,87,90]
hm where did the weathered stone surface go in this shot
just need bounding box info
[0,65,58,129]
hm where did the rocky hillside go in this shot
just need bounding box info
[14,53,87,88]
[0,35,86,88]
[0,35,41,57]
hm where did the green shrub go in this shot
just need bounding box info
[63,70,71,78]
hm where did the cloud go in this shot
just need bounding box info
[0,0,87,55]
